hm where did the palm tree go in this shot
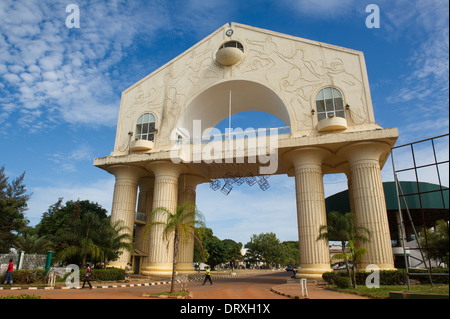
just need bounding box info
[331,240,368,288]
[14,233,53,254]
[97,218,134,268]
[58,211,102,266]
[317,211,370,286]
[145,201,205,294]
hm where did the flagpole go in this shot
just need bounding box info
[228,90,232,134]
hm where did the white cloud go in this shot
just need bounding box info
[47,143,94,173]
[373,1,449,143]
[0,0,170,133]
[0,0,236,135]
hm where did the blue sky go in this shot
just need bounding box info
[0,0,448,244]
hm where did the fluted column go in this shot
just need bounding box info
[176,174,205,273]
[345,171,356,214]
[286,147,332,279]
[339,142,395,270]
[108,165,146,269]
[143,161,183,276]
[134,177,154,271]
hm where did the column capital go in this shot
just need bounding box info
[107,165,147,182]
[146,161,184,179]
[337,141,391,165]
[179,174,208,189]
[284,146,332,168]
[138,176,155,191]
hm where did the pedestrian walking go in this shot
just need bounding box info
[124,262,131,282]
[82,263,92,289]
[1,258,14,286]
[202,266,213,285]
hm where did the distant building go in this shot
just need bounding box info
[325,181,449,268]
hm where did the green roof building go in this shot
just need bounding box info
[325,181,449,267]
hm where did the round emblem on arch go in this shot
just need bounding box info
[225,29,234,37]
[216,41,245,66]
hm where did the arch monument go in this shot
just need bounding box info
[94,23,398,279]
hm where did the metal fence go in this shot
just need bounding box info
[0,253,47,275]
[391,133,449,290]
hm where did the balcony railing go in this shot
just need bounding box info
[176,126,291,145]
[135,212,146,223]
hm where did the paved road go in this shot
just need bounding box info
[0,270,291,299]
[192,271,290,299]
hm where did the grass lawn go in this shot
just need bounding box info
[326,284,449,299]
[0,294,45,299]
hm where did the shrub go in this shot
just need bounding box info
[322,272,337,284]
[324,268,450,286]
[323,269,408,286]
[0,270,46,285]
[77,268,125,282]
[334,276,351,288]
[0,268,125,285]
[349,269,406,285]
[380,269,407,285]
[409,268,449,284]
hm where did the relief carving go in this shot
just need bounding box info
[159,86,186,145]
[116,25,373,154]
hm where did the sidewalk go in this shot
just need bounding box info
[271,281,369,299]
[0,271,253,291]
[1,271,369,299]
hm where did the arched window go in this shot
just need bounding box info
[315,87,345,121]
[219,41,244,52]
[135,113,156,142]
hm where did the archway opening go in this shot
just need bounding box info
[214,110,286,132]
[177,80,291,138]
[208,110,289,141]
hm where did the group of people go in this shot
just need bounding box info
[1,258,94,289]
[2,259,214,288]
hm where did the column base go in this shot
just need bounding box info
[141,263,174,277]
[176,263,196,274]
[295,265,333,280]
[107,261,127,269]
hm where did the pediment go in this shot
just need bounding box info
[113,22,377,155]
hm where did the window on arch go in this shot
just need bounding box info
[135,113,156,142]
[315,87,345,121]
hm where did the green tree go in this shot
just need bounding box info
[0,166,31,253]
[145,202,205,294]
[194,227,225,270]
[36,199,112,265]
[13,233,53,254]
[279,241,300,267]
[245,232,282,269]
[58,211,103,266]
[331,240,368,288]
[193,226,211,265]
[97,218,134,268]
[317,211,370,285]
[223,239,243,271]
[419,219,449,267]
[36,199,107,238]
